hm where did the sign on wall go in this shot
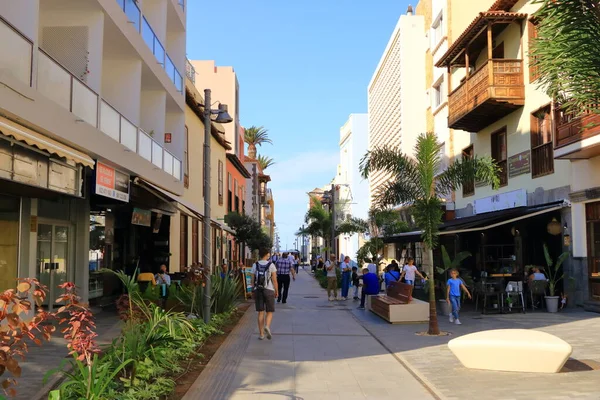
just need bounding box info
[95,162,130,202]
[131,208,151,227]
[508,151,531,178]
[474,188,527,215]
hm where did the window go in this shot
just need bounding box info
[192,218,199,264]
[234,180,239,212]
[491,128,508,187]
[531,106,554,178]
[180,215,188,270]
[433,78,444,108]
[227,173,232,212]
[184,126,189,188]
[432,13,444,47]
[528,19,540,83]
[462,145,475,197]
[218,160,224,205]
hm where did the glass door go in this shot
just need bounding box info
[37,224,70,309]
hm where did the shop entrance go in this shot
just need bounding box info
[37,223,72,309]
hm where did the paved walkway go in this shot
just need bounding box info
[184,269,436,400]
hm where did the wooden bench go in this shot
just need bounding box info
[368,282,428,324]
[448,329,572,373]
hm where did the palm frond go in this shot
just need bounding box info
[256,154,276,170]
[437,156,500,196]
[244,126,272,146]
[371,179,421,209]
[414,132,442,198]
[359,146,420,185]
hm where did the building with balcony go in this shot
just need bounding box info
[431,0,579,305]
[367,6,425,206]
[263,189,275,239]
[0,0,187,306]
[336,114,369,262]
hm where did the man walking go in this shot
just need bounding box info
[340,255,352,300]
[326,254,338,301]
[251,246,278,340]
[275,252,296,303]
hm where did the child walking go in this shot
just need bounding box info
[446,269,471,325]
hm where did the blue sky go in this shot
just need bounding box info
[187,0,412,249]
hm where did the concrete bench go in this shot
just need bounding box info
[448,329,572,373]
[368,282,428,324]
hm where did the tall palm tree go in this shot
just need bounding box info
[257,154,276,171]
[244,126,272,159]
[360,132,499,335]
[530,0,600,116]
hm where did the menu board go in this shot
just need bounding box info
[243,267,254,293]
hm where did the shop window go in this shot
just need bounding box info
[462,145,475,197]
[180,215,188,270]
[531,105,554,178]
[218,160,224,206]
[491,128,508,187]
[528,19,540,83]
[184,126,189,188]
[192,218,199,264]
[586,202,600,300]
[0,196,19,292]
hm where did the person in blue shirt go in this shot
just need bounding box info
[384,264,401,288]
[358,268,380,310]
[446,269,472,325]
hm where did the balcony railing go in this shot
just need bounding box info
[185,59,195,84]
[117,0,183,93]
[555,108,600,149]
[448,59,525,132]
[0,17,33,86]
[38,50,182,180]
[178,0,185,11]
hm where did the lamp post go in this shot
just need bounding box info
[202,89,232,324]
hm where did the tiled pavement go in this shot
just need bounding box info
[184,269,436,400]
[186,269,600,400]
[18,308,122,400]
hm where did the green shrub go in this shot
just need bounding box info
[314,267,341,289]
[176,274,240,319]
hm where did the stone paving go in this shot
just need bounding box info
[18,308,122,400]
[185,269,436,400]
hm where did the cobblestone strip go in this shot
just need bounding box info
[182,305,255,400]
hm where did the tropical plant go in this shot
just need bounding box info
[436,246,472,294]
[360,132,499,334]
[225,212,272,252]
[244,126,272,159]
[356,238,385,265]
[543,243,569,297]
[531,0,600,117]
[256,154,276,171]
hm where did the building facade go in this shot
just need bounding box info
[367,6,425,205]
[0,0,186,306]
[336,114,369,261]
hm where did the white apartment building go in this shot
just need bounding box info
[0,0,186,306]
[367,6,426,206]
[336,114,369,261]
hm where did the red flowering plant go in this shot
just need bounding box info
[0,279,56,398]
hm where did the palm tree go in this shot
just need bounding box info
[257,154,276,171]
[244,126,272,159]
[530,0,600,116]
[360,132,499,335]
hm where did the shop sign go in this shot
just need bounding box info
[131,207,151,227]
[474,188,527,215]
[508,151,531,178]
[95,162,130,202]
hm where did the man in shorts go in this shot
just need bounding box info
[251,246,279,340]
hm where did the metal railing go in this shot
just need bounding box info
[186,59,195,83]
[178,0,185,11]
[117,0,183,93]
[0,16,33,87]
[37,50,182,181]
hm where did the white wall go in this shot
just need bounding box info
[0,0,39,42]
[140,90,166,136]
[101,58,142,125]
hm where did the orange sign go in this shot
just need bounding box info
[96,162,115,189]
[95,161,130,202]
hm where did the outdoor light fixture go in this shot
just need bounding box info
[214,104,233,123]
[547,218,562,236]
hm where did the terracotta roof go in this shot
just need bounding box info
[258,173,271,182]
[489,0,520,12]
[226,153,251,178]
[436,11,528,68]
[185,88,232,150]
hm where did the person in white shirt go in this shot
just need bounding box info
[366,259,377,275]
[340,256,352,300]
[400,258,427,285]
[155,264,171,309]
[325,254,338,301]
[251,247,279,340]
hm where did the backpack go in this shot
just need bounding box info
[255,262,272,290]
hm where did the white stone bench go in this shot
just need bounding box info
[448,329,572,373]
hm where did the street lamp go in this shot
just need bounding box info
[202,89,232,324]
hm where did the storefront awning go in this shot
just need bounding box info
[135,178,204,219]
[386,201,569,242]
[0,117,95,168]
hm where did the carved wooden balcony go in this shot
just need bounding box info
[554,109,600,159]
[448,59,525,132]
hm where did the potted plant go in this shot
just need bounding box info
[543,243,569,313]
[434,246,472,316]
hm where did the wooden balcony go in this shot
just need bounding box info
[448,59,525,132]
[554,110,600,159]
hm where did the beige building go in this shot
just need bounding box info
[0,0,186,306]
[367,6,426,206]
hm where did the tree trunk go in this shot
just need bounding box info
[248,144,257,159]
[425,246,440,335]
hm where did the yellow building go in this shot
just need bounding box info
[168,72,232,273]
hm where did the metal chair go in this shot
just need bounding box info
[529,280,548,311]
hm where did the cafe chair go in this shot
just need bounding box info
[530,280,548,311]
